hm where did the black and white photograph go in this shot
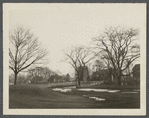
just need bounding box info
[3,3,146,115]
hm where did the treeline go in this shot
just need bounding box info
[9,26,140,86]
[64,27,140,86]
[9,67,71,84]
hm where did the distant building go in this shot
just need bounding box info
[48,75,55,83]
[91,69,109,81]
[121,64,140,85]
[90,71,100,81]
[75,66,89,81]
[31,76,43,83]
[48,74,65,83]
[132,64,140,80]
[65,73,70,82]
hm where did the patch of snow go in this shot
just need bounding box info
[78,89,120,93]
[78,89,108,92]
[89,97,105,101]
[108,90,120,93]
[52,88,71,93]
[83,94,87,97]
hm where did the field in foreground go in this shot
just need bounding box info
[9,84,140,108]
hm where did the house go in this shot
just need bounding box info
[48,74,65,83]
[31,76,43,83]
[90,69,109,81]
[132,64,140,80]
[48,75,55,83]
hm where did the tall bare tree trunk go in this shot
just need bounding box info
[118,77,121,85]
[78,79,81,86]
[117,73,121,86]
[14,72,18,85]
[109,74,112,82]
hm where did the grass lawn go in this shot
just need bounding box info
[71,89,140,108]
[9,84,102,108]
[9,83,140,109]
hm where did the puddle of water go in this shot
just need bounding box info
[108,90,120,93]
[53,87,120,93]
[122,92,138,93]
[52,86,76,93]
[78,89,108,92]
[83,94,105,101]
[52,88,71,93]
[78,89,120,93]
[89,97,105,101]
[83,94,87,97]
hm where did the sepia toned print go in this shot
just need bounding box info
[3,3,146,115]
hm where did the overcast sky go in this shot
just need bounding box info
[7,3,145,77]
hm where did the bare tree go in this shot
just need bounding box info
[93,59,106,71]
[93,27,140,85]
[64,46,98,86]
[9,27,48,85]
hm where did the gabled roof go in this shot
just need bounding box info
[132,64,140,70]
